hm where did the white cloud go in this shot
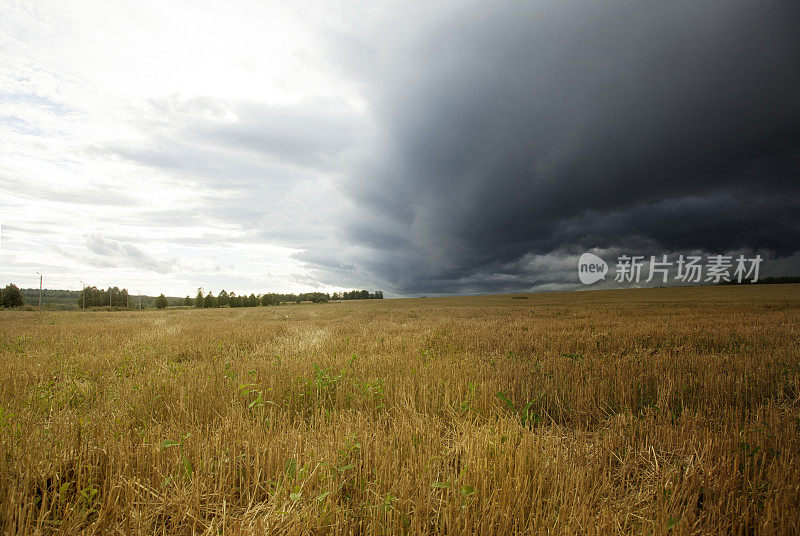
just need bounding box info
[0,0,374,296]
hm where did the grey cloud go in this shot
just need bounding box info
[307,0,800,295]
[99,97,359,253]
[192,101,360,169]
[84,235,178,273]
[109,96,362,185]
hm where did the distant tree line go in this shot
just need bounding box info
[2,282,385,310]
[331,290,384,300]
[18,288,75,309]
[76,286,131,308]
[187,289,384,308]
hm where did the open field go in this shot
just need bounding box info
[1,285,799,535]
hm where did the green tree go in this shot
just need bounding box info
[1,283,24,308]
[299,292,329,303]
[217,289,229,307]
[204,292,216,308]
[195,288,205,308]
[155,294,168,309]
[183,295,192,307]
[248,293,259,307]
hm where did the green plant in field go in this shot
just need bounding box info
[238,382,275,410]
[496,391,542,427]
[459,382,478,415]
[375,492,397,511]
[362,378,386,409]
[284,458,298,481]
[222,361,237,380]
[79,485,99,509]
[57,482,71,502]
[460,485,476,509]
[312,364,345,400]
[0,404,16,431]
[561,352,584,362]
[160,438,181,449]
[430,468,477,511]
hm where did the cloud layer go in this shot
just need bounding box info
[2,0,799,296]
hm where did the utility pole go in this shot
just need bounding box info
[36,272,42,306]
[80,281,85,310]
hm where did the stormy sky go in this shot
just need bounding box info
[2,0,799,296]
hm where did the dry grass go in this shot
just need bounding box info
[1,285,799,535]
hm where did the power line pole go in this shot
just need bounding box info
[36,272,42,307]
[80,281,85,310]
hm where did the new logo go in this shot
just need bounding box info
[578,252,608,285]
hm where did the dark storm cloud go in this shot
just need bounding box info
[317,0,800,294]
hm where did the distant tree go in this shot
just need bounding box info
[1,283,24,308]
[155,294,168,309]
[217,289,229,307]
[77,286,97,307]
[183,295,192,307]
[374,290,384,299]
[204,292,216,308]
[106,286,130,307]
[248,293,259,307]
[195,288,205,308]
[299,292,329,303]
